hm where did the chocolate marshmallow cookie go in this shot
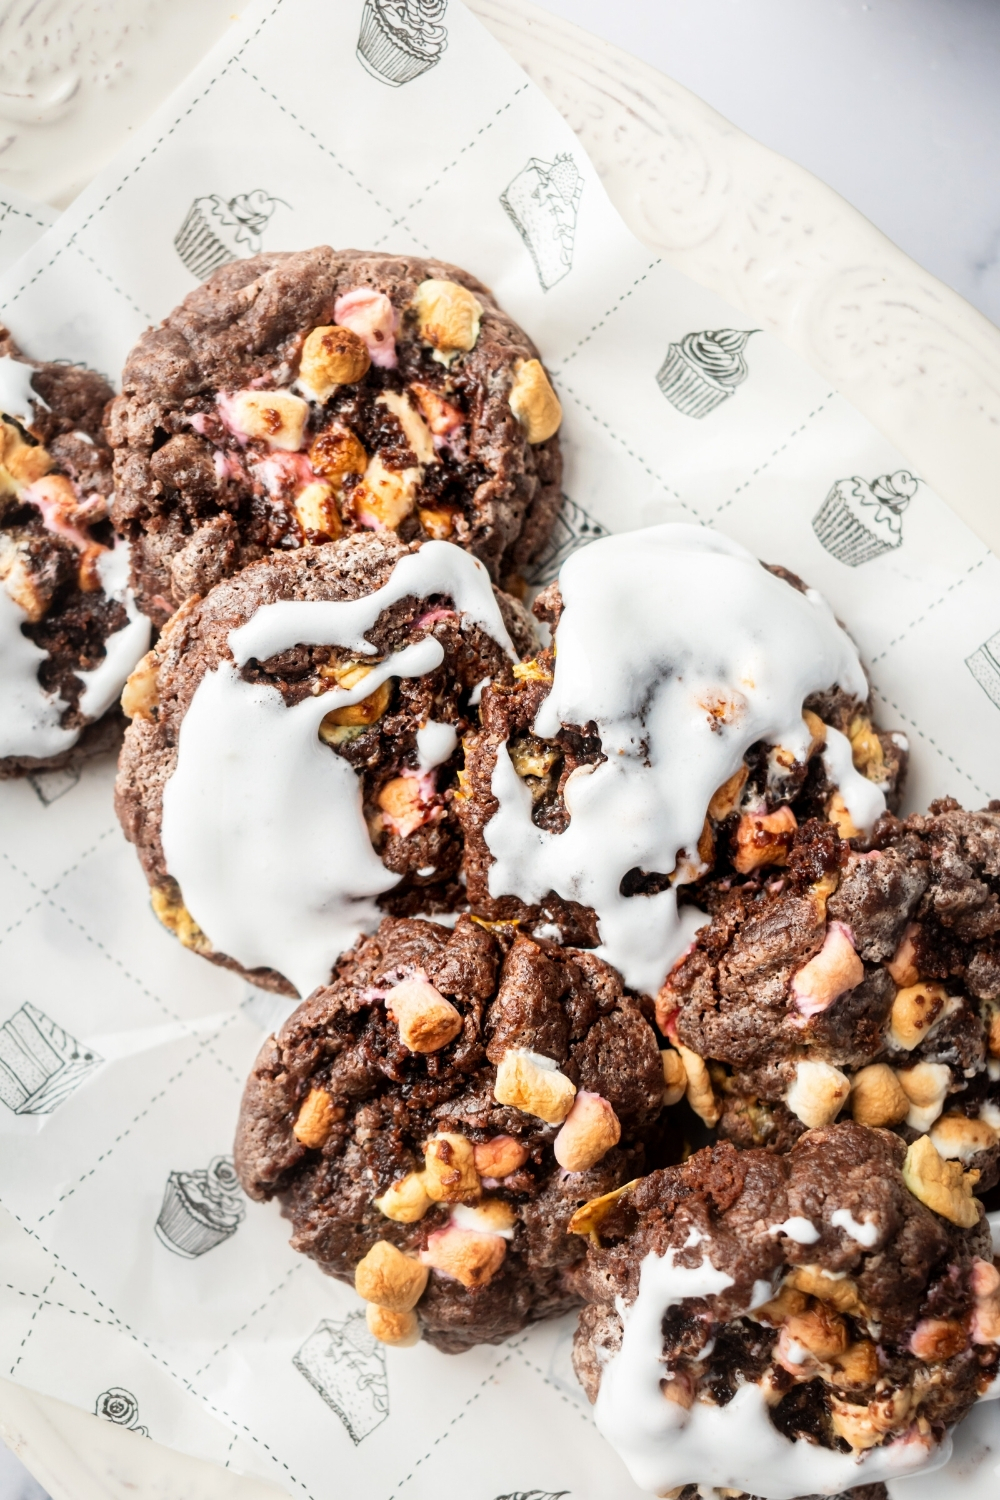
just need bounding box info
[569,1124,999,1499]
[234,914,668,1353]
[458,524,905,998]
[0,334,150,775]
[658,804,999,1191]
[109,248,563,625]
[115,533,534,996]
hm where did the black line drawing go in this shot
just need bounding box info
[966,629,1000,710]
[812,469,918,566]
[154,1155,245,1258]
[356,0,448,86]
[656,328,756,418]
[496,1492,569,1500]
[501,154,583,291]
[294,1310,389,1443]
[174,191,285,281]
[0,1003,102,1115]
[95,1387,149,1438]
[27,765,80,804]
[526,496,609,585]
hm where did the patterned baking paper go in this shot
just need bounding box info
[0,186,54,278]
[1,2,999,1498]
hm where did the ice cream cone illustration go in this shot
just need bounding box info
[356,0,448,86]
[813,469,918,566]
[966,629,1000,710]
[526,495,608,585]
[501,154,583,291]
[174,190,283,281]
[0,1002,102,1114]
[155,1154,245,1257]
[294,1311,389,1443]
[656,329,755,417]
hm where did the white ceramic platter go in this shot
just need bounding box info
[1,2,999,1497]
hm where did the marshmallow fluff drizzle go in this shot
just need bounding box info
[161,542,516,998]
[595,1238,949,1499]
[484,525,882,994]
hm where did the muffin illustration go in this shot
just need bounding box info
[501,154,583,291]
[966,628,1000,711]
[526,494,608,585]
[0,1002,102,1115]
[293,1311,389,1443]
[95,1388,148,1438]
[154,1154,245,1258]
[812,469,918,566]
[356,0,448,87]
[655,328,755,418]
[174,190,283,281]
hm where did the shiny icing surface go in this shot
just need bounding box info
[484,523,871,994]
[75,542,151,720]
[161,543,515,997]
[0,584,74,758]
[0,354,46,424]
[595,1244,949,1498]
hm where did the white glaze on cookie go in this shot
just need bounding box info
[0,355,48,425]
[161,543,515,996]
[822,724,886,831]
[595,1245,947,1498]
[0,585,74,758]
[76,542,151,719]
[483,524,874,994]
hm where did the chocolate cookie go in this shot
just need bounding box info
[234,914,669,1353]
[658,805,999,1192]
[568,1123,998,1499]
[109,248,563,625]
[458,525,906,997]
[0,332,150,775]
[115,533,535,996]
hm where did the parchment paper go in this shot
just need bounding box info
[1,3,998,1497]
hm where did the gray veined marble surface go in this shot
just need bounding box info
[533,0,1000,328]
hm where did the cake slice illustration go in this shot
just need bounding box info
[656,328,755,418]
[812,468,918,566]
[966,628,1000,711]
[526,495,609,585]
[0,1003,102,1115]
[501,154,583,291]
[155,1154,245,1257]
[356,0,448,86]
[95,1388,149,1438]
[28,766,81,805]
[174,190,283,281]
[293,1311,389,1443]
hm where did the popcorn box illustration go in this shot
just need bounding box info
[812,469,918,566]
[293,1311,389,1443]
[356,0,448,86]
[0,1002,102,1115]
[966,629,1000,711]
[501,154,583,291]
[154,1155,245,1258]
[527,495,609,585]
[174,190,283,281]
[656,328,754,418]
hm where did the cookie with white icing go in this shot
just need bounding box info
[457,525,906,998]
[568,1124,998,1500]
[670,804,999,1192]
[115,533,536,996]
[234,913,669,1353]
[108,247,563,626]
[0,331,150,777]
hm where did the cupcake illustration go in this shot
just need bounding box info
[501,154,583,291]
[0,1002,102,1115]
[294,1311,389,1443]
[526,495,609,585]
[356,0,448,86]
[154,1154,245,1258]
[812,469,918,567]
[174,190,284,282]
[966,628,1000,711]
[95,1388,149,1438]
[656,329,755,418]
